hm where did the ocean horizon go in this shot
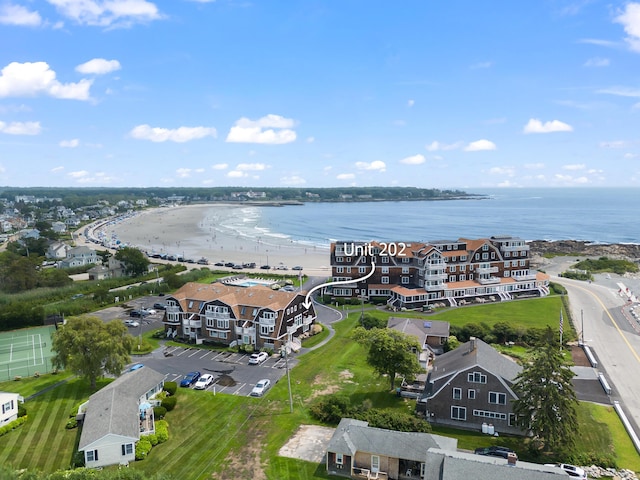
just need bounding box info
[203,187,640,248]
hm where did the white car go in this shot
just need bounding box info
[544,464,587,479]
[248,351,269,365]
[193,373,215,390]
[124,319,140,328]
[250,379,271,397]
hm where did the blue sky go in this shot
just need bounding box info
[1,0,639,189]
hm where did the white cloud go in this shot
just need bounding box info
[176,168,193,178]
[355,160,386,172]
[336,173,355,180]
[425,141,462,152]
[615,3,640,52]
[76,58,121,75]
[236,163,267,171]
[280,175,306,185]
[0,121,41,135]
[47,0,162,27]
[523,118,573,134]
[563,164,585,171]
[464,139,496,151]
[59,138,80,147]
[0,3,42,26]
[584,57,610,67]
[306,136,315,143]
[524,162,545,169]
[599,140,628,149]
[68,170,89,178]
[597,86,640,97]
[51,166,64,173]
[399,154,425,165]
[0,61,92,100]
[129,124,217,142]
[624,153,638,159]
[226,114,297,144]
[488,166,515,176]
[407,99,415,107]
[211,163,228,170]
[227,170,246,178]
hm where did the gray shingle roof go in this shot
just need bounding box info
[327,418,458,461]
[425,449,570,480]
[430,338,521,383]
[387,317,450,345]
[79,367,165,450]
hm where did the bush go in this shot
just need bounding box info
[364,409,432,433]
[163,381,177,396]
[360,314,386,330]
[17,403,26,418]
[310,395,353,424]
[567,451,617,469]
[135,438,152,460]
[161,396,177,412]
[153,406,167,419]
[65,418,78,429]
[0,416,27,437]
[146,433,159,446]
[156,420,169,443]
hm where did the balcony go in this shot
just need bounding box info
[235,326,255,335]
[303,315,314,325]
[424,283,444,292]
[186,319,201,328]
[476,266,498,274]
[423,272,447,280]
[162,316,180,325]
[205,311,230,320]
[353,466,388,479]
[259,316,276,326]
[478,276,501,285]
[500,245,530,252]
[513,273,537,281]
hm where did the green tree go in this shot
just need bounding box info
[352,326,422,390]
[52,315,134,389]
[0,252,40,293]
[512,327,579,452]
[114,246,149,277]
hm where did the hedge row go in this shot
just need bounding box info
[0,416,27,437]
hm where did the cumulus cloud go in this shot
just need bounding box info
[336,173,355,180]
[0,3,42,25]
[236,163,268,171]
[562,164,585,171]
[76,58,121,75]
[47,0,162,28]
[355,160,386,172]
[464,139,496,151]
[488,166,516,176]
[615,3,640,52]
[600,140,628,148]
[523,118,573,134]
[227,170,246,178]
[425,141,462,152]
[524,162,545,169]
[584,57,610,67]
[0,121,41,135]
[51,166,64,173]
[211,163,228,170]
[399,154,425,165]
[68,170,89,178]
[280,175,306,185]
[226,114,297,144]
[0,61,92,100]
[59,138,79,147]
[129,124,217,142]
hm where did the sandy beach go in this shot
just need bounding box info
[98,204,332,275]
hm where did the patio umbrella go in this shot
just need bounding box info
[139,402,152,411]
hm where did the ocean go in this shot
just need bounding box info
[205,188,640,248]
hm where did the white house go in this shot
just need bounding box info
[0,392,22,426]
[47,241,69,260]
[79,367,165,468]
[58,246,98,268]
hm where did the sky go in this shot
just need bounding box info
[1,0,640,189]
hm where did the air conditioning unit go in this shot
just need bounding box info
[336,464,343,469]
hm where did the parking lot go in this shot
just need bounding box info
[135,345,296,397]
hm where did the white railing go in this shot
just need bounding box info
[478,277,501,285]
[476,266,498,274]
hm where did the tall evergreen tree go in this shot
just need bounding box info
[512,327,579,451]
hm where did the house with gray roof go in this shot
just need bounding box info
[387,317,450,360]
[326,418,457,479]
[58,245,98,268]
[417,337,524,435]
[78,366,165,468]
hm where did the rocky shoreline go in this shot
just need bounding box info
[528,240,640,260]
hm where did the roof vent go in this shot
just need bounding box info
[469,337,476,352]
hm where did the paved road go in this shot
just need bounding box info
[552,270,640,436]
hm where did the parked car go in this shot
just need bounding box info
[544,464,587,479]
[232,264,244,270]
[248,351,269,365]
[474,446,516,459]
[129,363,144,371]
[214,261,225,266]
[274,264,288,270]
[193,373,215,390]
[124,319,140,328]
[250,379,271,397]
[224,262,235,267]
[130,309,150,318]
[243,262,256,269]
[292,265,303,271]
[153,302,166,310]
[180,371,201,387]
[260,265,271,270]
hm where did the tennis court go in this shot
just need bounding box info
[0,325,56,381]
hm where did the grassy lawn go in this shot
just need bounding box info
[0,371,74,399]
[0,376,108,473]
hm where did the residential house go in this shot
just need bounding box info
[162,282,316,352]
[58,246,98,268]
[107,257,127,278]
[329,236,549,308]
[326,418,458,479]
[418,338,523,435]
[46,241,69,260]
[0,392,23,426]
[51,221,67,234]
[87,265,110,281]
[387,317,450,360]
[79,366,165,469]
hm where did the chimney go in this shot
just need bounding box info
[469,337,476,352]
[507,452,517,466]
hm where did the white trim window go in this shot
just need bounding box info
[468,389,476,399]
[122,443,134,456]
[489,391,507,405]
[468,372,487,384]
[452,387,462,400]
[336,453,343,465]
[85,450,99,462]
[451,406,466,421]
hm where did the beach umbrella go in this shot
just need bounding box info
[139,401,152,411]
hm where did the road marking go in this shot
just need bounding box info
[212,352,225,360]
[188,349,200,358]
[175,348,189,357]
[199,351,212,360]
[232,383,246,395]
[574,283,640,364]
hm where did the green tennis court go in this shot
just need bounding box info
[0,325,56,381]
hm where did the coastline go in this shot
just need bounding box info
[102,204,332,275]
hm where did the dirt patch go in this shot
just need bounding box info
[216,430,267,480]
[215,374,237,387]
[570,344,591,367]
[279,425,336,464]
[339,369,353,380]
